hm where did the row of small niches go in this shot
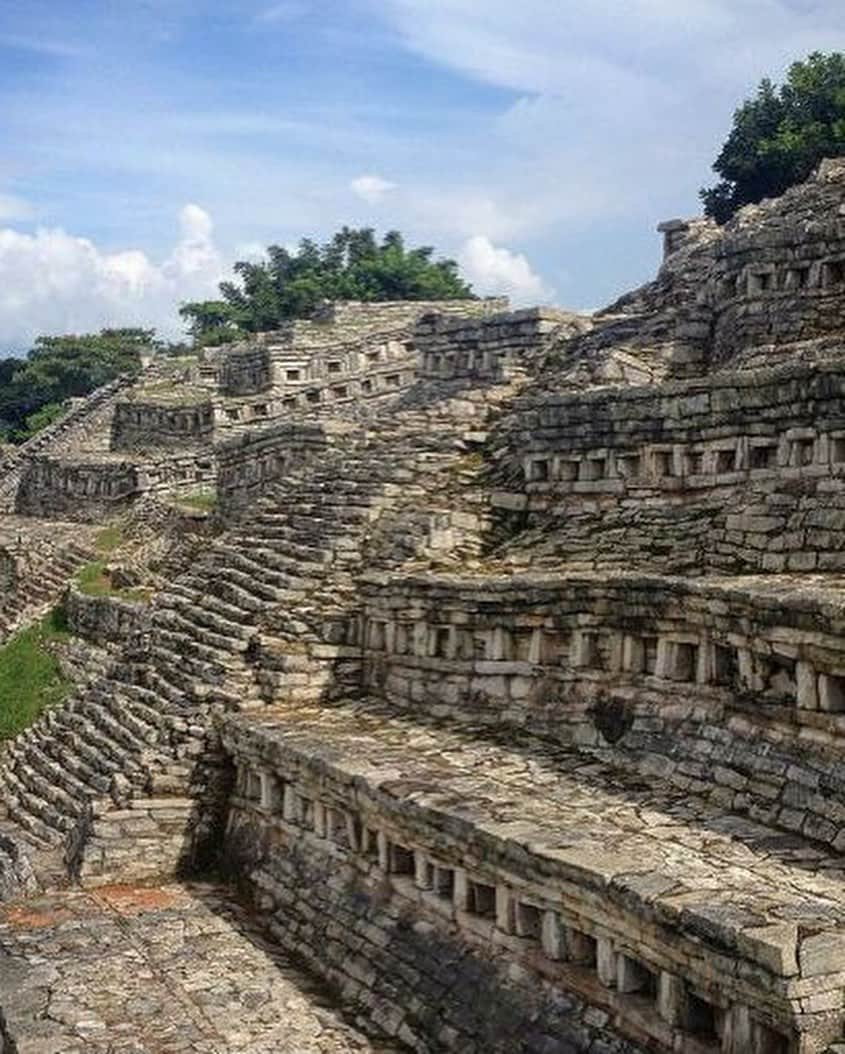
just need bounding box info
[715,258,845,301]
[236,766,791,1054]
[360,621,845,714]
[420,349,512,375]
[274,340,410,385]
[523,432,845,485]
[116,406,213,429]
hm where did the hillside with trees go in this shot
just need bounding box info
[0,329,160,443]
[180,226,475,347]
[702,51,845,222]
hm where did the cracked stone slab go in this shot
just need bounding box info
[0,882,401,1053]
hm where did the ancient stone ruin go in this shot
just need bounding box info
[8,161,845,1052]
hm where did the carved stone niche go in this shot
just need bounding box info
[593,694,635,745]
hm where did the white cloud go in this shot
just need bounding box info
[0,204,224,350]
[351,174,397,205]
[374,0,845,234]
[458,235,552,305]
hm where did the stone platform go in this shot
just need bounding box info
[0,882,400,1053]
[221,700,845,1052]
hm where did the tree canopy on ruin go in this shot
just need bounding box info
[0,329,160,443]
[179,227,476,347]
[702,51,845,223]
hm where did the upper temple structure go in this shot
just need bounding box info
[7,160,845,1054]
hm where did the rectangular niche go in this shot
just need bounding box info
[713,643,739,687]
[616,453,641,480]
[683,990,725,1046]
[684,450,705,476]
[791,438,815,466]
[819,672,845,713]
[748,272,773,294]
[652,449,675,478]
[714,447,736,474]
[515,901,543,942]
[528,458,550,482]
[786,265,810,290]
[761,653,797,705]
[578,457,606,482]
[389,842,415,876]
[617,953,658,998]
[824,259,845,287]
[467,879,497,919]
[749,443,778,470]
[667,641,699,683]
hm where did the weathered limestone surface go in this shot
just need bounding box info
[10,168,845,1053]
[544,157,845,390]
[223,700,845,1052]
[0,519,97,644]
[111,399,215,451]
[65,584,150,648]
[0,882,400,1052]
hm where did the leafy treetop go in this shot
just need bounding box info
[702,52,845,223]
[179,226,475,346]
[0,328,165,443]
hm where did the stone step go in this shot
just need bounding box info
[155,606,252,653]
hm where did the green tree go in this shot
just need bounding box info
[0,328,159,442]
[702,52,845,223]
[181,227,475,346]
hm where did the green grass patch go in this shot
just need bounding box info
[75,561,152,602]
[94,525,124,555]
[177,489,217,512]
[0,609,71,739]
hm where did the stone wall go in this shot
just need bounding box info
[204,299,510,393]
[15,451,216,521]
[709,158,845,366]
[15,458,139,519]
[416,308,591,382]
[357,572,845,856]
[218,346,273,396]
[65,585,150,648]
[0,549,15,593]
[267,335,413,391]
[0,374,137,512]
[222,715,809,1054]
[311,297,510,329]
[497,358,845,498]
[136,450,216,497]
[213,347,418,432]
[215,421,334,516]
[111,400,215,451]
[78,796,209,886]
[491,358,845,575]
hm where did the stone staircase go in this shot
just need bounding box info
[0,658,187,879]
[0,374,139,515]
[0,376,522,889]
[0,534,96,644]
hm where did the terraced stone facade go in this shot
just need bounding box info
[8,164,845,1052]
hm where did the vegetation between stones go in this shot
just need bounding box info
[0,608,71,739]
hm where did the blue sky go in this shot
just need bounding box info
[1,0,845,348]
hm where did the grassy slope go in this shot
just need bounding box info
[0,608,71,739]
